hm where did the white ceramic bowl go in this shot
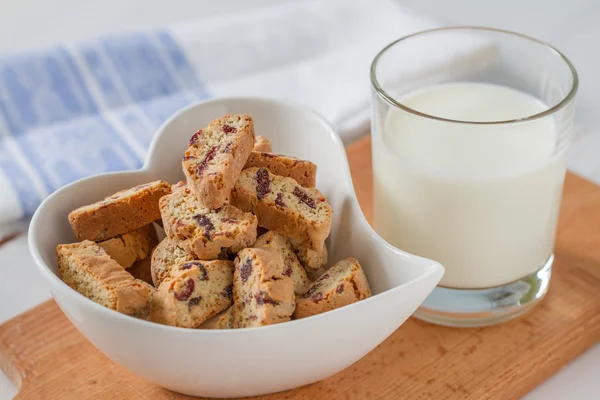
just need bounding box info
[29,97,443,398]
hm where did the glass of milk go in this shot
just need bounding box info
[370,27,578,327]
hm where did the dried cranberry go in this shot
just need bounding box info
[196,145,219,177]
[180,262,197,270]
[189,129,203,146]
[240,258,253,282]
[183,155,196,161]
[200,265,209,280]
[312,292,324,302]
[303,283,320,298]
[336,284,345,294]
[221,218,239,224]
[293,187,316,209]
[189,296,202,306]
[174,279,195,301]
[255,291,279,305]
[262,152,277,158]
[222,284,233,299]
[275,193,286,208]
[181,263,210,280]
[222,125,236,133]
[193,214,215,240]
[255,168,270,200]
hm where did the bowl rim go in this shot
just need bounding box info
[28,96,444,334]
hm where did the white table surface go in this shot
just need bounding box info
[0,1,598,399]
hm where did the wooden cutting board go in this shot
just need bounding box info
[1,136,599,400]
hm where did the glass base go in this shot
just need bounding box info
[413,255,553,327]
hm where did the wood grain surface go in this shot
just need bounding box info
[1,136,599,399]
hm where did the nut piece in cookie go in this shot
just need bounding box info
[244,152,317,188]
[150,260,234,328]
[97,223,158,268]
[233,248,295,328]
[294,258,371,319]
[150,237,196,287]
[160,187,258,260]
[182,114,255,209]
[253,135,272,152]
[254,231,310,295]
[56,241,152,317]
[68,180,171,241]
[197,306,234,329]
[231,167,332,251]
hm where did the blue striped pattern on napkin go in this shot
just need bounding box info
[0,31,207,216]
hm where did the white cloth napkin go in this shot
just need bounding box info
[0,0,490,233]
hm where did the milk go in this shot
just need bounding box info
[373,83,566,289]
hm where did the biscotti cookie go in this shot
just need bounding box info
[182,114,255,209]
[288,237,328,271]
[244,152,317,188]
[151,237,196,287]
[253,135,272,152]
[233,248,295,328]
[231,167,332,251]
[198,306,234,329]
[160,187,257,259]
[294,258,371,319]
[254,231,310,295]
[150,260,234,328]
[97,223,158,268]
[69,180,171,241]
[56,241,152,317]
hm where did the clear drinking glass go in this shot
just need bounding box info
[370,27,578,327]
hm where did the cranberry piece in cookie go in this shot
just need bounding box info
[255,168,271,200]
[244,152,317,188]
[240,258,253,282]
[174,279,195,301]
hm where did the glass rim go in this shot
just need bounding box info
[370,26,579,125]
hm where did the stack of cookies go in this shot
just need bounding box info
[57,114,372,329]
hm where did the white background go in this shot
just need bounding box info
[0,0,598,399]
